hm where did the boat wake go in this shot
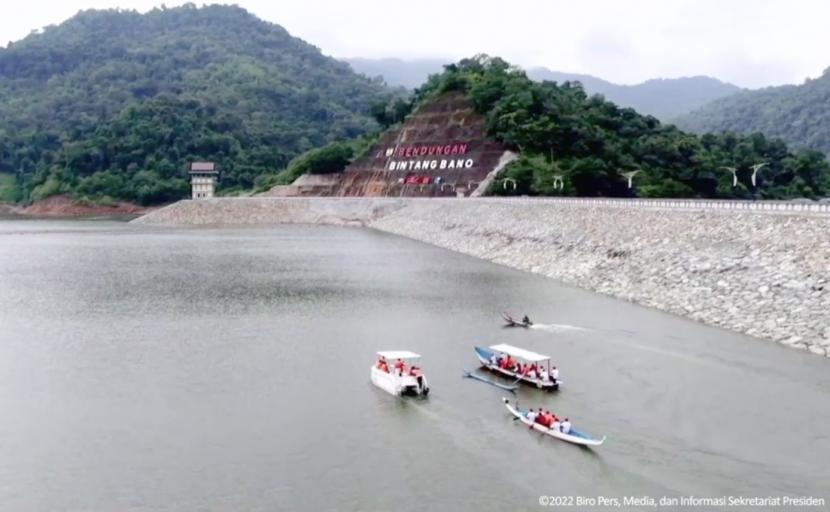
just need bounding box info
[530,323,592,333]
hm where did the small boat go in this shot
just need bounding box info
[474,343,561,391]
[370,350,430,397]
[503,398,605,447]
[502,312,532,328]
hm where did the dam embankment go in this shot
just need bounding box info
[134,197,830,357]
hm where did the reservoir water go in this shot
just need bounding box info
[1,220,828,511]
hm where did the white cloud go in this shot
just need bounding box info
[1,0,827,88]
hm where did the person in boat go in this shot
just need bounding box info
[527,408,542,429]
[538,366,548,382]
[522,315,530,324]
[551,414,560,432]
[394,358,406,375]
[551,366,559,382]
[489,352,498,366]
[537,410,551,428]
[561,418,571,434]
[379,358,390,373]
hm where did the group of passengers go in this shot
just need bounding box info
[376,356,421,377]
[526,408,571,434]
[488,353,559,383]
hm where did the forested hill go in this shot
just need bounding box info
[345,58,741,120]
[675,69,830,156]
[526,68,741,120]
[406,56,829,199]
[0,4,391,204]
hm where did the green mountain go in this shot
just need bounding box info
[528,68,742,120]
[675,69,830,155]
[404,55,829,199]
[0,4,391,204]
[345,58,741,120]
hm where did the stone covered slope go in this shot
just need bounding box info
[371,200,830,356]
[333,91,512,197]
[134,197,830,356]
[133,197,407,226]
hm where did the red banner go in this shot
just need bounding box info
[404,175,432,185]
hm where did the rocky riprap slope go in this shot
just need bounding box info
[134,197,830,357]
[132,197,408,226]
[371,200,830,357]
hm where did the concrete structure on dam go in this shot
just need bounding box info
[134,196,830,358]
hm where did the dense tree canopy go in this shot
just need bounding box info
[0,4,392,204]
[676,68,830,157]
[2,6,827,205]
[252,135,378,192]
[347,57,742,121]
[411,56,830,199]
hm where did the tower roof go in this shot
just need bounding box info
[189,162,218,173]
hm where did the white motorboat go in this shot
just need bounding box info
[370,350,430,397]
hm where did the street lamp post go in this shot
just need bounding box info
[622,170,641,189]
[721,166,738,187]
[750,163,768,188]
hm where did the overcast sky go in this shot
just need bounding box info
[1,0,827,89]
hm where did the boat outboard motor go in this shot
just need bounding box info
[417,375,429,396]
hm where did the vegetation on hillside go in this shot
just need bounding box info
[0,172,21,202]
[404,56,829,199]
[2,4,827,204]
[346,58,742,120]
[528,69,742,121]
[252,135,378,192]
[675,69,830,156]
[0,4,392,204]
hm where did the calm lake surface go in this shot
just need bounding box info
[1,220,829,511]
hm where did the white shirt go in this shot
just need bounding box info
[539,369,549,381]
[526,411,538,422]
[552,368,560,380]
[551,420,560,432]
[561,421,571,434]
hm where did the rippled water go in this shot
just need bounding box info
[1,220,828,511]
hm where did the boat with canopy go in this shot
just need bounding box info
[370,350,430,397]
[474,343,560,391]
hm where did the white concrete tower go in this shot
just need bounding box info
[189,162,219,199]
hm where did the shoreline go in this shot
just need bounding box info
[1,195,160,219]
[133,196,829,358]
